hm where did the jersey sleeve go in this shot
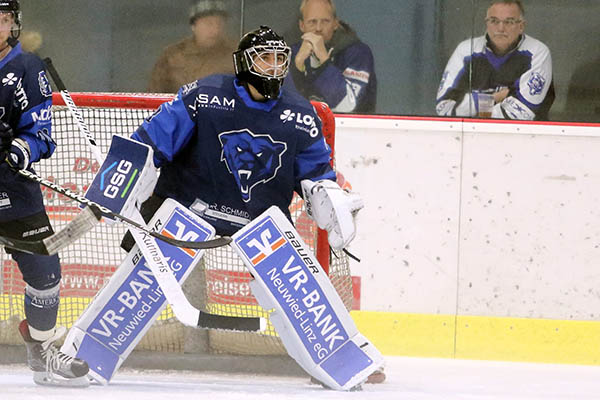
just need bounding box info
[131,88,196,167]
[500,41,553,120]
[293,108,336,195]
[16,56,54,163]
[436,39,472,116]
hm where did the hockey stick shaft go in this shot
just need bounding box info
[16,168,231,250]
[44,58,104,164]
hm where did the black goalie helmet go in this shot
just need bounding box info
[0,0,21,40]
[233,26,291,100]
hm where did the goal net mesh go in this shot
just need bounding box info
[0,93,352,356]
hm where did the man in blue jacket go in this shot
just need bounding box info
[289,0,377,113]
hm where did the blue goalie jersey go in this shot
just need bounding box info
[132,74,336,235]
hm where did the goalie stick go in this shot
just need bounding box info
[13,169,260,331]
[0,206,101,255]
[43,59,263,332]
[15,168,231,250]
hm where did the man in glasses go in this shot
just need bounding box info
[436,0,555,120]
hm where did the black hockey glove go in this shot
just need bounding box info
[0,121,30,170]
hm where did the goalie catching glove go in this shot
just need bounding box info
[301,178,363,250]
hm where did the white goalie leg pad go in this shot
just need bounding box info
[231,206,383,391]
[61,199,214,384]
[301,179,363,250]
[84,135,158,220]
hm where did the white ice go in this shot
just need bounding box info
[2,356,600,400]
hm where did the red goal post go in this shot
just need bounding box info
[0,92,352,356]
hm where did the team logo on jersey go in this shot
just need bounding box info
[219,129,287,202]
[2,72,17,86]
[280,109,319,137]
[38,71,52,97]
[527,72,546,96]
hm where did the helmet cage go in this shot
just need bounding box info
[242,44,291,80]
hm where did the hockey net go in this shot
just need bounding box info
[0,92,352,356]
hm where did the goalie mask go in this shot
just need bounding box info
[0,0,21,41]
[233,25,291,100]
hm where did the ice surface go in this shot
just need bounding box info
[2,356,600,399]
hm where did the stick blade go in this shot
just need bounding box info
[197,312,264,332]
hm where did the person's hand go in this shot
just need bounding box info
[300,32,330,64]
[494,87,510,103]
[295,40,313,72]
[0,121,14,163]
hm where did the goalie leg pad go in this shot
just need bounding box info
[60,199,213,384]
[231,206,383,391]
[301,179,363,250]
[84,135,158,219]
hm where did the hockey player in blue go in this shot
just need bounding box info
[83,26,377,390]
[0,0,89,387]
[122,25,355,246]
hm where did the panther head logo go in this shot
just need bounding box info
[219,129,287,202]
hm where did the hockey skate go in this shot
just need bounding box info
[19,320,90,387]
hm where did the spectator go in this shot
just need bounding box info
[436,0,555,120]
[147,0,235,93]
[288,0,377,113]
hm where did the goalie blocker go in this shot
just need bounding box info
[231,206,383,391]
[84,134,157,221]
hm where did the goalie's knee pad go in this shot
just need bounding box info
[301,179,363,250]
[232,206,383,390]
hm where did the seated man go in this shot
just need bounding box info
[147,0,236,93]
[436,0,554,120]
[288,0,377,113]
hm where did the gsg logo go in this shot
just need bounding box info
[102,160,134,199]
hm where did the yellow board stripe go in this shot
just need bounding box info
[5,294,600,365]
[350,311,600,365]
